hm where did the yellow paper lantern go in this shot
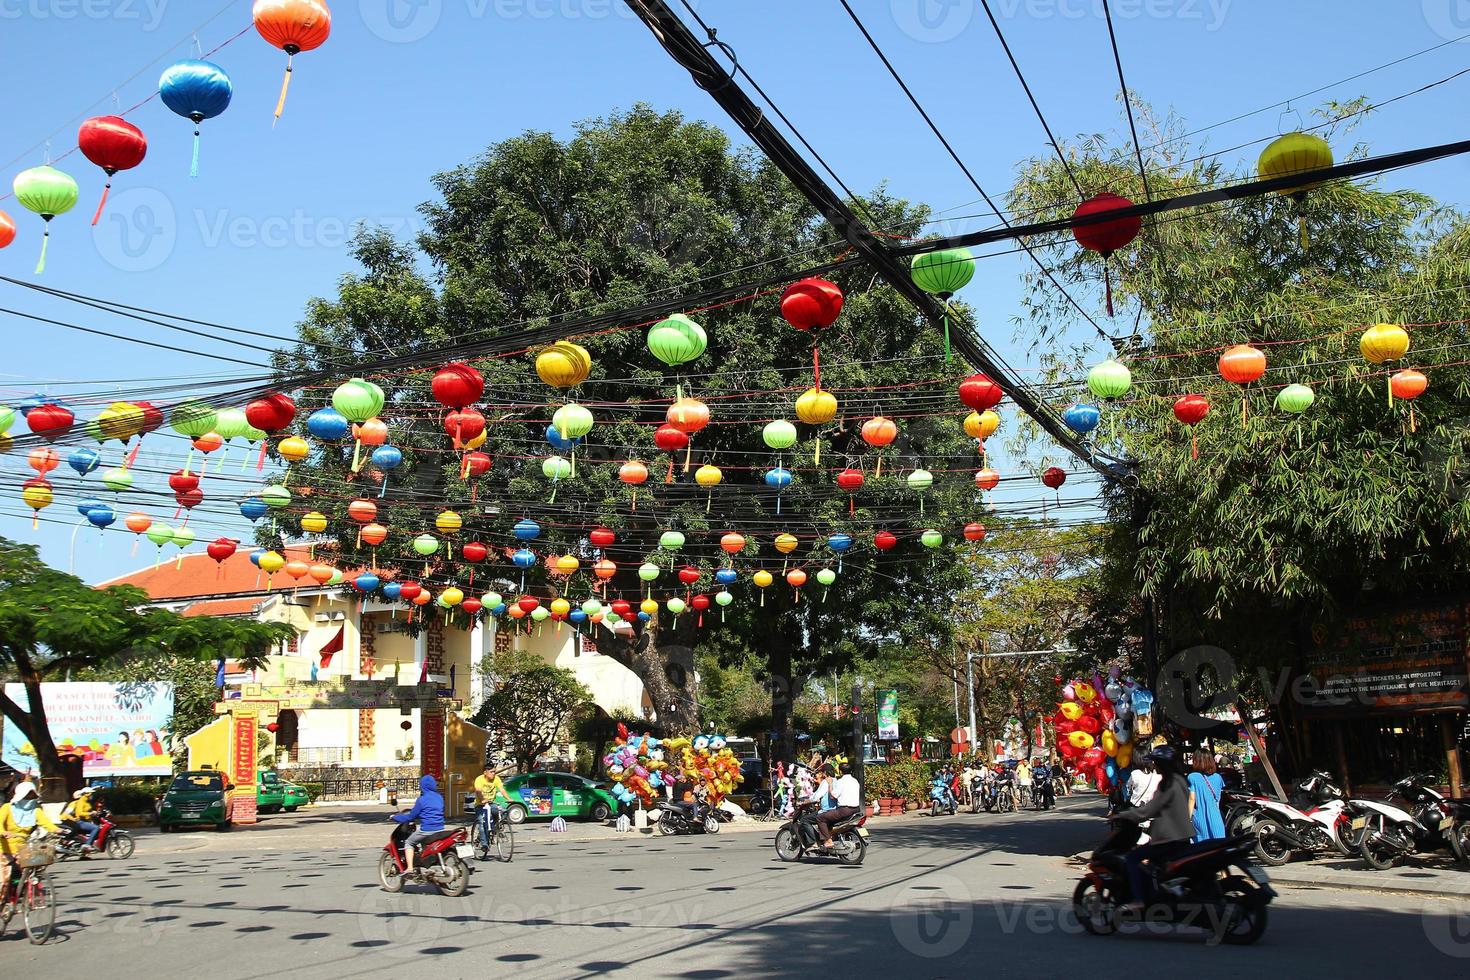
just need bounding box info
[21,481,52,516]
[1360,323,1409,364]
[694,464,723,487]
[963,411,984,439]
[555,554,580,575]
[773,533,799,554]
[278,435,311,462]
[753,570,773,588]
[0,433,12,455]
[1258,132,1333,194]
[258,551,286,575]
[640,597,659,616]
[977,410,1000,440]
[550,597,571,618]
[300,511,328,534]
[441,587,464,606]
[535,340,592,388]
[794,387,838,425]
[435,510,463,535]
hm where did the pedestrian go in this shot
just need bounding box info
[1015,758,1032,804]
[1187,750,1226,841]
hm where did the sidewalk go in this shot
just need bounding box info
[1264,855,1470,899]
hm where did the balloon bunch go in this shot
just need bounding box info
[603,726,669,808]
[1051,666,1153,794]
[665,734,744,804]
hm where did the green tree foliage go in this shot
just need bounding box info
[0,538,294,788]
[471,650,592,771]
[1007,104,1470,683]
[276,106,981,749]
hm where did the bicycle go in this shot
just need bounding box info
[2,838,57,944]
[470,804,514,863]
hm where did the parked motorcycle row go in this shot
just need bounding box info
[1225,771,1470,872]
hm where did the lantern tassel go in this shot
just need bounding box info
[274,55,293,124]
[813,438,820,467]
[1104,262,1115,318]
[875,455,883,478]
[351,438,362,472]
[190,128,201,178]
[91,179,113,226]
[34,228,49,275]
[1191,430,1198,461]
[683,443,691,474]
[941,306,951,362]
[1387,376,1393,408]
[1241,395,1248,428]
[1298,213,1309,251]
[126,437,142,468]
[256,441,268,471]
[813,343,821,391]
[665,459,674,483]
[706,491,712,514]
[1410,404,1417,433]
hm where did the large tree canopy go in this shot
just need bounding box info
[276,106,986,751]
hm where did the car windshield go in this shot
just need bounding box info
[261,773,281,784]
[170,773,223,792]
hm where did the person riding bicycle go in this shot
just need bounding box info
[1,782,59,899]
[61,787,101,853]
[390,775,445,877]
[474,762,508,844]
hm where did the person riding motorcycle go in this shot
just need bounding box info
[812,762,860,849]
[473,762,508,845]
[1033,759,1055,809]
[1,782,60,898]
[929,772,955,810]
[390,775,445,876]
[1110,745,1192,911]
[61,786,101,853]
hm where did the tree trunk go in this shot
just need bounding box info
[767,628,798,766]
[0,656,63,800]
[595,623,699,732]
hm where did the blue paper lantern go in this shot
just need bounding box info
[637,611,651,622]
[511,549,537,569]
[1062,403,1102,436]
[545,424,581,452]
[827,533,853,553]
[490,603,508,616]
[569,609,588,625]
[764,467,793,489]
[86,503,116,528]
[370,445,403,470]
[17,394,46,413]
[158,60,232,177]
[354,572,381,594]
[248,548,265,567]
[239,497,268,522]
[76,497,105,518]
[67,447,101,477]
[715,568,738,586]
[512,519,541,541]
[307,407,350,441]
[381,581,402,602]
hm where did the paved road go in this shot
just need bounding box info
[7,797,1470,977]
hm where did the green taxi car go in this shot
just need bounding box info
[501,772,617,824]
[256,770,310,813]
[158,770,234,832]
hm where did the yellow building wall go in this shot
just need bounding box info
[184,715,231,773]
[441,712,490,818]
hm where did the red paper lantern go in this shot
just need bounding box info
[347,500,377,524]
[443,408,486,447]
[1173,393,1210,459]
[462,450,492,479]
[244,392,297,433]
[461,597,483,615]
[590,527,616,549]
[786,568,808,588]
[266,723,280,734]
[665,398,710,435]
[517,595,540,614]
[678,566,701,586]
[619,461,649,485]
[398,582,422,600]
[461,541,488,563]
[77,115,147,225]
[206,537,237,563]
[860,416,897,448]
[432,362,484,409]
[720,532,746,554]
[958,373,1004,411]
[1041,467,1067,490]
[133,400,165,435]
[359,523,388,547]
[1390,369,1428,432]
[691,594,711,611]
[25,404,74,442]
[974,467,1000,491]
[836,468,865,491]
[654,424,689,452]
[611,599,632,617]
[780,277,844,331]
[963,522,986,542]
[874,530,898,551]
[174,487,204,511]
[1218,344,1266,385]
[168,469,200,494]
[27,448,58,475]
[1072,193,1141,317]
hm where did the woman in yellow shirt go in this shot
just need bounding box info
[0,783,59,897]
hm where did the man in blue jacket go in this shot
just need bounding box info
[391,775,445,876]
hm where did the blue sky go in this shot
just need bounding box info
[2,0,1468,581]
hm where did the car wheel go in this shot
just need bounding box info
[590,802,611,822]
[284,806,298,814]
[505,804,528,826]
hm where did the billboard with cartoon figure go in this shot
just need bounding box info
[2,683,176,777]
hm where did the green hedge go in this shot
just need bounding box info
[864,759,938,802]
[296,783,324,801]
[95,785,161,815]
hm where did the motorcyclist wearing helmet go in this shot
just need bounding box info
[1111,745,1192,911]
[61,786,101,852]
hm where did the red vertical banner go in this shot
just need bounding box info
[421,711,445,780]
[231,712,259,825]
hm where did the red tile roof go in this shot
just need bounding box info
[179,597,266,618]
[96,545,319,601]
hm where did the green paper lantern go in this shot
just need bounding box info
[1087,359,1133,400]
[484,592,504,610]
[816,568,837,586]
[146,523,174,546]
[581,599,603,616]
[213,407,250,440]
[542,455,572,480]
[910,247,975,298]
[1275,383,1315,413]
[14,166,78,218]
[763,420,798,450]
[638,562,660,582]
[170,400,218,439]
[714,590,733,607]
[171,526,196,549]
[327,570,344,586]
[332,378,386,422]
[604,611,622,625]
[666,597,687,615]
[412,533,439,557]
[85,418,107,444]
[659,530,685,552]
[0,407,14,434]
[530,606,551,622]
[102,467,133,491]
[552,402,594,440]
[242,423,267,442]
[647,314,708,367]
[907,469,934,491]
[921,529,944,549]
[261,485,292,509]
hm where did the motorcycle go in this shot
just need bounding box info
[1232,771,1354,866]
[1357,774,1467,871]
[378,821,473,896]
[929,782,957,817]
[971,775,989,814]
[56,807,135,861]
[656,799,720,835]
[774,801,868,866]
[1073,821,1275,945]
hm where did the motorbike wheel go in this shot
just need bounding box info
[1215,876,1270,946]
[1225,808,1256,838]
[1337,814,1368,854]
[658,815,681,836]
[1449,823,1470,867]
[1071,879,1116,936]
[377,851,404,893]
[1251,820,1293,866]
[835,832,866,866]
[774,827,802,862]
[703,814,721,835]
[983,793,996,813]
[436,854,470,898]
[107,832,135,860]
[1359,814,1400,871]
